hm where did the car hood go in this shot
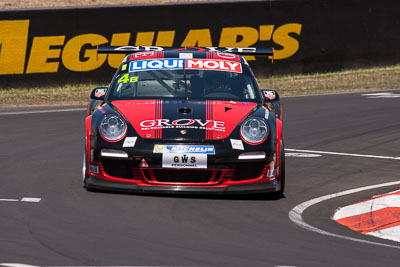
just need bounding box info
[111,99,257,141]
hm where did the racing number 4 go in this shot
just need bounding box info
[118,73,138,84]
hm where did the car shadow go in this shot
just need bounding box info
[85,186,285,201]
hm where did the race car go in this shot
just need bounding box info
[83,46,285,195]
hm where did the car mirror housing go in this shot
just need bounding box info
[90,87,108,101]
[261,89,280,102]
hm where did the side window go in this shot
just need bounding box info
[113,73,139,97]
[243,76,256,99]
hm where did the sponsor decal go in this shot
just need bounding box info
[162,153,207,169]
[117,73,138,83]
[186,59,242,73]
[122,136,138,147]
[179,53,193,59]
[140,119,225,132]
[264,107,270,120]
[129,51,158,61]
[0,20,301,76]
[140,158,149,168]
[121,64,127,71]
[90,165,99,174]
[154,144,215,154]
[263,90,277,100]
[210,52,241,62]
[267,169,276,178]
[129,59,184,72]
[230,139,244,150]
[95,88,107,98]
[128,58,242,73]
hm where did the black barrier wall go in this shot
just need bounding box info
[0,0,399,87]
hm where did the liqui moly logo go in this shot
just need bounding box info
[186,59,241,73]
[129,59,242,73]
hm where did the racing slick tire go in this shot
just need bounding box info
[272,140,285,197]
[82,145,88,186]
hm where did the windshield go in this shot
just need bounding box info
[107,58,261,102]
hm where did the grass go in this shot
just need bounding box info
[0,84,105,107]
[1,65,399,107]
[258,65,400,96]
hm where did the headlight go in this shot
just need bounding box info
[240,117,268,144]
[99,115,127,142]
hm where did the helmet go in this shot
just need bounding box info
[203,71,230,91]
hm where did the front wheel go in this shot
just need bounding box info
[273,140,285,197]
[82,145,88,185]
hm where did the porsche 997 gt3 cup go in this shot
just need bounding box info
[83,46,285,195]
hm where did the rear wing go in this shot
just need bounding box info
[97,45,274,61]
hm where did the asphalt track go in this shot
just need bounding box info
[0,90,399,267]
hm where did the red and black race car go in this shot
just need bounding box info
[83,46,285,195]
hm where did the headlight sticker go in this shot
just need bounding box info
[122,137,138,148]
[230,139,244,150]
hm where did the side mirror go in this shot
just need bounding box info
[90,87,108,100]
[261,89,280,102]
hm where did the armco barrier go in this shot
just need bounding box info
[0,0,399,87]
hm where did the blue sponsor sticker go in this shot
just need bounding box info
[129,59,184,72]
[154,145,215,154]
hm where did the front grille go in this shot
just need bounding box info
[101,158,133,179]
[232,162,266,181]
[148,169,217,183]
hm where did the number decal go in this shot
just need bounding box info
[118,74,138,84]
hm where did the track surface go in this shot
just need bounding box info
[0,91,399,267]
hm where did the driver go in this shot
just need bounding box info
[204,71,230,94]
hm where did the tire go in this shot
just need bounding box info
[277,140,285,195]
[82,145,88,186]
[271,140,285,197]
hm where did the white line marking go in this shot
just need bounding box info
[0,264,41,267]
[0,198,41,203]
[288,180,400,249]
[361,92,400,98]
[21,197,41,203]
[333,195,400,220]
[285,152,322,158]
[0,108,85,116]
[0,199,19,202]
[282,88,400,98]
[286,148,400,160]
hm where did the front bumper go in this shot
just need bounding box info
[85,136,280,194]
[85,176,281,194]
